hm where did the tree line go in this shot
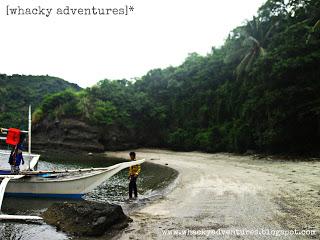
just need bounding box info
[5,0,320,154]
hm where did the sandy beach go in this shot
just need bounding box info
[106,149,320,240]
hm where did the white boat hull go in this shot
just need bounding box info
[2,159,145,199]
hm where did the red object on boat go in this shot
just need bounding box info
[6,128,21,145]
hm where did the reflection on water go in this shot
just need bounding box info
[0,222,69,240]
[0,154,177,240]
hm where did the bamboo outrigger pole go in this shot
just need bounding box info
[28,105,31,155]
[0,106,42,220]
[28,105,32,170]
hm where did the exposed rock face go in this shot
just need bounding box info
[42,201,131,237]
[32,118,138,152]
[33,118,104,151]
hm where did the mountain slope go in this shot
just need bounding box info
[0,74,81,129]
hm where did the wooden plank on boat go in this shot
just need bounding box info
[0,214,43,220]
[20,159,146,175]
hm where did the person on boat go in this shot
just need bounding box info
[8,143,25,174]
[128,152,141,199]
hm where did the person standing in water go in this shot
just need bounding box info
[128,152,141,199]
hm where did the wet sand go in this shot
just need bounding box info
[106,149,319,240]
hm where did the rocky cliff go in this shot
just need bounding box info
[32,118,138,152]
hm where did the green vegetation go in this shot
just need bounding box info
[0,74,80,129]
[3,0,320,155]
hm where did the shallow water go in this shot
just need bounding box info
[0,154,177,240]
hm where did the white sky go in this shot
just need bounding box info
[0,0,266,88]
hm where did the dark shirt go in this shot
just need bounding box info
[8,144,25,166]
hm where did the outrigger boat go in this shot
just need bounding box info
[0,159,145,199]
[0,106,145,220]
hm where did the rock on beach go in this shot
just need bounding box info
[42,201,131,237]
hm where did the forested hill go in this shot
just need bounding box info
[0,74,81,129]
[8,0,320,154]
